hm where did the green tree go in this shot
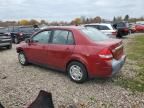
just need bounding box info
[29,19,39,25]
[93,16,102,23]
[40,20,47,25]
[80,16,86,24]
[18,19,30,25]
[124,14,129,21]
[116,16,123,22]
[71,18,82,25]
[113,16,116,23]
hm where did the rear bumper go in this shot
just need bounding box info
[112,55,126,75]
[88,55,126,78]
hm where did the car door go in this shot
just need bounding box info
[26,30,51,65]
[47,29,75,69]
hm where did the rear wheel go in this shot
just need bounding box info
[67,61,88,83]
[117,32,122,38]
[18,52,28,65]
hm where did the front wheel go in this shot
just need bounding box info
[18,52,28,66]
[67,62,88,83]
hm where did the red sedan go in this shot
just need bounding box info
[135,24,144,32]
[16,26,126,83]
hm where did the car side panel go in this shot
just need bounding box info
[66,45,112,78]
[25,43,49,64]
[47,44,75,69]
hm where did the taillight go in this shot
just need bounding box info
[112,32,117,36]
[98,48,113,61]
[124,28,128,32]
[19,33,23,36]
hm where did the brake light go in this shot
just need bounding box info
[124,28,128,32]
[98,48,113,61]
[112,32,117,36]
[19,33,23,36]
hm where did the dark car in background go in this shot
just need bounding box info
[0,27,12,49]
[113,22,129,38]
[7,26,40,44]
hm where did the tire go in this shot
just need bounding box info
[6,44,12,49]
[117,32,122,38]
[14,37,19,44]
[18,51,28,66]
[67,61,88,83]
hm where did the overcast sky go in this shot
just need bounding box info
[0,0,143,21]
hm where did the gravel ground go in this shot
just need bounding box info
[0,34,144,108]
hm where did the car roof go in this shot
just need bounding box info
[42,26,85,31]
[83,23,115,30]
[84,23,112,26]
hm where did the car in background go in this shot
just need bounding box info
[134,24,144,32]
[16,26,126,83]
[7,26,40,44]
[136,21,144,25]
[113,22,129,38]
[83,23,117,38]
[129,23,136,33]
[0,27,12,49]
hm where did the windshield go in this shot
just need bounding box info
[80,27,109,41]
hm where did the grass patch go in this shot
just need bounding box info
[114,35,144,92]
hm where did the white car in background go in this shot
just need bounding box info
[84,23,117,38]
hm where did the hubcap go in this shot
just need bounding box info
[19,53,26,64]
[69,65,83,81]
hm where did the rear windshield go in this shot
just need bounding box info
[0,28,8,33]
[80,27,109,41]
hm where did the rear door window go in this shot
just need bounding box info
[99,25,110,30]
[51,30,74,45]
[67,32,75,45]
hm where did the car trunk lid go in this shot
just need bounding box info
[96,39,124,60]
